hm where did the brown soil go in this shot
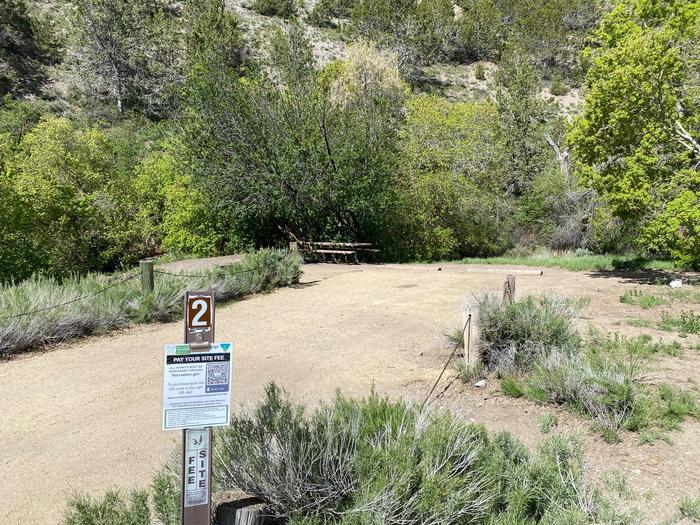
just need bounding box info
[1,262,698,523]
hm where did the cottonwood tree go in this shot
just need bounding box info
[397,95,509,259]
[569,0,700,267]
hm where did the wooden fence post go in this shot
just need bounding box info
[502,275,516,305]
[140,260,154,294]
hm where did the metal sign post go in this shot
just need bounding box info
[183,291,214,525]
[162,290,233,524]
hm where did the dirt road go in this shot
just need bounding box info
[1,263,698,523]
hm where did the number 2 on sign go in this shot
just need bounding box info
[191,300,208,327]
[187,296,212,329]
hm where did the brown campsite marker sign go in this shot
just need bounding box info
[185,292,215,346]
[183,291,214,525]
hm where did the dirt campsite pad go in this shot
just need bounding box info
[1,263,699,523]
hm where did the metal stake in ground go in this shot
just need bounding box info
[182,291,215,525]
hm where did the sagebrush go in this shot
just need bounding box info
[0,249,301,356]
[66,384,636,524]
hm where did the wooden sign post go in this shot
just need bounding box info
[182,291,215,525]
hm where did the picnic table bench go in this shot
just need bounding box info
[290,241,379,264]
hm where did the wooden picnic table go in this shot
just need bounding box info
[292,240,379,263]
[307,241,374,248]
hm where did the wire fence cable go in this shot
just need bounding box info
[153,266,264,278]
[1,264,270,321]
[0,272,140,321]
[422,314,472,408]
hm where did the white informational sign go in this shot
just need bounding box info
[183,428,210,508]
[162,342,233,430]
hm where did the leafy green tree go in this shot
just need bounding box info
[0,0,52,96]
[455,0,503,60]
[496,51,550,196]
[0,116,156,280]
[134,140,231,256]
[251,0,297,18]
[62,0,182,119]
[569,0,700,267]
[184,0,245,72]
[496,0,599,79]
[396,95,510,259]
[184,26,405,247]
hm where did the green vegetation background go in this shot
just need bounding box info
[1,0,699,284]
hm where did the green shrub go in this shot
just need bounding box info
[522,334,698,443]
[659,311,700,335]
[679,495,700,522]
[500,376,524,397]
[150,456,180,525]
[64,385,640,524]
[394,95,508,260]
[549,73,568,96]
[476,293,582,374]
[308,0,355,26]
[538,413,558,434]
[0,114,171,282]
[64,489,150,525]
[587,331,683,359]
[0,249,301,356]
[251,0,297,18]
[214,384,603,523]
[456,359,485,383]
[474,62,486,80]
[619,289,666,309]
[134,143,229,258]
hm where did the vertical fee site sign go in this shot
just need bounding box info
[162,291,233,525]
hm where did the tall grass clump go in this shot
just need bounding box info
[64,490,150,525]
[659,310,700,336]
[463,293,696,442]
[619,288,666,309]
[477,293,582,374]
[0,249,302,357]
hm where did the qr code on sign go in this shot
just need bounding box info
[206,363,229,393]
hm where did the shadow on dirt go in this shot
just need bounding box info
[587,269,699,285]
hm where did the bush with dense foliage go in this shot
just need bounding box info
[569,0,700,269]
[395,95,508,259]
[64,384,636,524]
[475,293,582,373]
[0,115,153,281]
[251,0,297,18]
[184,28,406,250]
